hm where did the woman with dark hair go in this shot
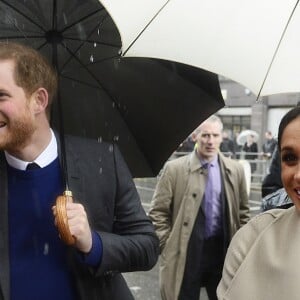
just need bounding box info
[217,106,300,300]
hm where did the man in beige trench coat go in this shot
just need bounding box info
[149,115,250,300]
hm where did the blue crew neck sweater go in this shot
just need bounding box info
[7,158,76,300]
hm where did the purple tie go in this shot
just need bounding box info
[204,163,221,238]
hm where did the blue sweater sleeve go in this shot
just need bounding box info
[77,231,103,267]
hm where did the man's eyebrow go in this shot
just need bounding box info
[201,132,219,135]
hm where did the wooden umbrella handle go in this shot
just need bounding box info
[55,190,76,245]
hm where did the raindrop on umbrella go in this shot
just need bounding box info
[76,23,86,40]
[63,13,67,25]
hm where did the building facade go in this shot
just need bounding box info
[217,76,300,150]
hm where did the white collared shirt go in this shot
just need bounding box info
[5,129,58,170]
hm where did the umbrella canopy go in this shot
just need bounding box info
[0,0,224,178]
[100,0,300,97]
[237,130,259,146]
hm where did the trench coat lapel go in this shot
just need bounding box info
[188,150,202,173]
[219,155,235,198]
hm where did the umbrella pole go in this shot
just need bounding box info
[52,42,75,245]
[52,45,70,191]
[56,89,70,191]
[50,0,69,191]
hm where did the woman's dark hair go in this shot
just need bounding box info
[278,106,300,150]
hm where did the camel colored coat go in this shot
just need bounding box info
[217,206,300,300]
[149,151,249,300]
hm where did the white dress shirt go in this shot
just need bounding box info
[5,129,58,170]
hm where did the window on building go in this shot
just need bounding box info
[219,115,251,137]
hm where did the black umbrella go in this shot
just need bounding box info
[0,0,224,178]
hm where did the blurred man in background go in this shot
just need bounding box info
[149,115,249,300]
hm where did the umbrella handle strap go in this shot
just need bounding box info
[55,190,76,245]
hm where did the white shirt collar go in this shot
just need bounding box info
[5,129,58,170]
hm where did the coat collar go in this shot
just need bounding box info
[188,150,237,177]
[189,150,204,173]
[189,150,223,172]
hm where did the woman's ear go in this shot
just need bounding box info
[32,88,49,114]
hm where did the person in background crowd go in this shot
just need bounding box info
[220,130,235,158]
[149,115,249,300]
[177,135,195,153]
[261,145,283,198]
[0,41,159,300]
[261,130,277,160]
[242,134,258,174]
[217,106,300,300]
[233,131,242,159]
[261,186,293,212]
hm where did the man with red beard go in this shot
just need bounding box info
[0,42,158,300]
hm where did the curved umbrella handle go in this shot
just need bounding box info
[55,190,76,245]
